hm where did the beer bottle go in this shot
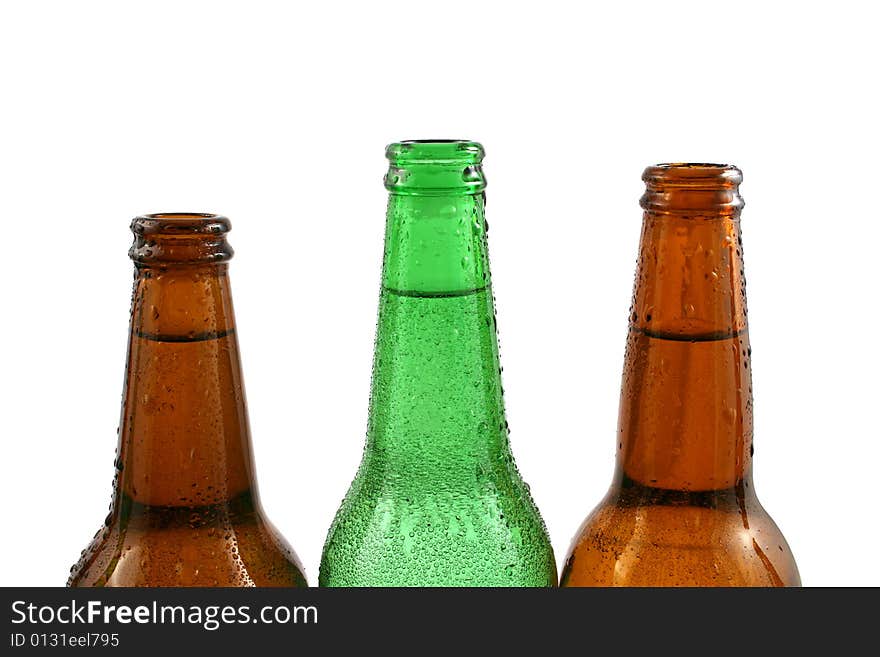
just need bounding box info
[319,141,556,586]
[562,164,800,586]
[68,214,307,587]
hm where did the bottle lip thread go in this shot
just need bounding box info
[130,213,233,266]
[641,163,744,216]
[385,140,487,196]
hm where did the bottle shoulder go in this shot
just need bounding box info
[561,490,800,587]
[68,507,307,587]
[320,471,556,587]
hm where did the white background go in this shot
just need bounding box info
[1,1,877,587]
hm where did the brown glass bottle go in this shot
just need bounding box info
[562,165,800,587]
[68,214,307,587]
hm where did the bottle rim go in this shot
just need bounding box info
[384,141,487,196]
[640,163,744,215]
[129,213,233,266]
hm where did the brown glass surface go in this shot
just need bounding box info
[69,214,306,587]
[562,165,800,587]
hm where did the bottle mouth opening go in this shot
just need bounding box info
[146,212,220,219]
[405,139,471,143]
[386,140,484,165]
[132,213,231,236]
[643,163,743,188]
[656,162,730,169]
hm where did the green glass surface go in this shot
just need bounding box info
[319,141,556,586]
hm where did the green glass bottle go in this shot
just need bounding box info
[320,140,556,587]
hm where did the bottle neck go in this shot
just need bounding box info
[368,192,508,467]
[115,261,257,508]
[615,204,753,493]
[382,193,490,294]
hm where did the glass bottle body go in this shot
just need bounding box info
[69,214,306,587]
[320,142,556,587]
[562,165,800,587]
